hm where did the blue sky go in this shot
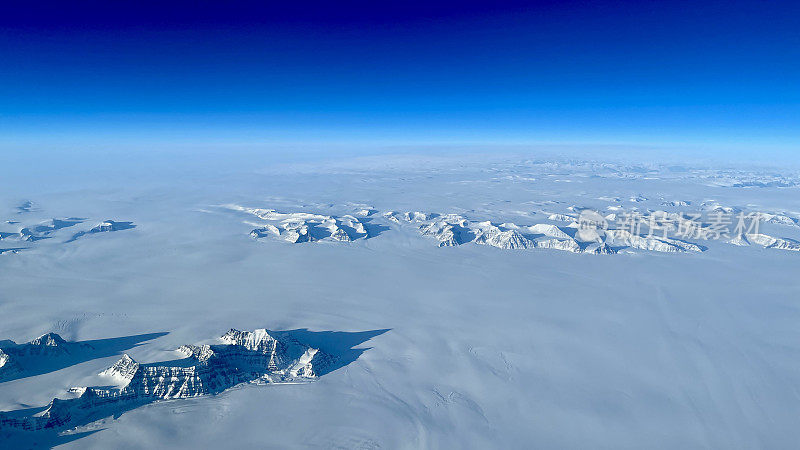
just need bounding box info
[1,1,798,157]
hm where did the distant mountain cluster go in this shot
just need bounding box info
[238,206,371,243]
[3,196,797,257]
[0,201,135,254]
[229,203,800,255]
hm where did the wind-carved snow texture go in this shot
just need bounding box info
[0,329,334,433]
[228,205,371,243]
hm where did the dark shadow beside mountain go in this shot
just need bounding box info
[0,332,168,383]
[274,328,390,376]
[1,427,104,448]
[19,218,85,242]
[66,220,137,243]
[0,327,387,447]
[359,217,390,239]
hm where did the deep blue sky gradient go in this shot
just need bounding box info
[1,0,798,155]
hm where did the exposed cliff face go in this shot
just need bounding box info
[0,349,22,380]
[0,329,334,433]
[28,332,67,348]
[473,222,535,250]
[418,215,474,247]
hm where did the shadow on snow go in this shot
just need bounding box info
[0,328,388,448]
[0,332,168,383]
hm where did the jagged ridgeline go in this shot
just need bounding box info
[0,329,334,433]
[225,204,800,254]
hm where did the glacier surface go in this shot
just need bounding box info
[2,153,800,448]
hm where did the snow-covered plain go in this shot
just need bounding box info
[2,152,800,448]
